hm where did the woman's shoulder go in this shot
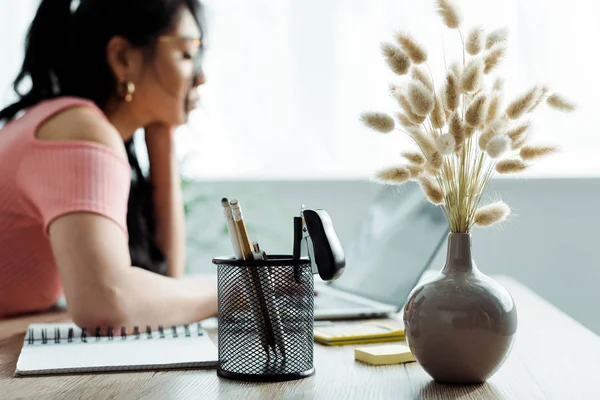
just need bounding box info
[34,97,127,161]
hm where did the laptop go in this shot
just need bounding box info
[313,182,448,320]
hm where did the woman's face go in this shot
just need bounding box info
[130,6,204,126]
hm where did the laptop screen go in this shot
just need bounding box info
[329,182,448,307]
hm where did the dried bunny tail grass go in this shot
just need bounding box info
[520,145,559,160]
[384,48,411,76]
[461,58,484,93]
[511,137,528,151]
[448,111,465,151]
[474,201,511,227]
[450,62,463,81]
[484,43,507,74]
[408,80,435,116]
[396,112,418,128]
[407,163,424,179]
[479,119,506,150]
[485,91,503,125]
[507,121,531,144]
[408,126,437,156]
[444,73,460,112]
[496,158,529,174]
[374,166,411,184]
[436,134,456,155]
[493,77,505,91]
[435,0,462,29]
[430,151,443,170]
[547,94,576,112]
[380,42,399,58]
[465,93,489,127]
[466,25,484,55]
[486,136,510,158]
[506,86,539,120]
[431,91,447,129]
[423,162,439,176]
[395,32,428,64]
[411,65,433,92]
[418,175,445,204]
[528,86,548,113]
[464,125,476,138]
[396,92,428,124]
[486,27,508,50]
[402,151,426,165]
[360,112,395,133]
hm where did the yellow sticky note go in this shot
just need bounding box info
[354,344,416,365]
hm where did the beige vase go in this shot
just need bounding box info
[403,232,518,384]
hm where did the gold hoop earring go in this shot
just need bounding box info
[120,81,135,102]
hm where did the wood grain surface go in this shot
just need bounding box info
[1,276,598,400]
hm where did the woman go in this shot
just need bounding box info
[0,0,217,329]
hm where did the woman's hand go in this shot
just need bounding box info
[144,123,187,278]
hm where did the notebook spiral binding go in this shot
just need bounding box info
[27,323,204,345]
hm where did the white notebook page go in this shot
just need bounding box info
[15,322,218,376]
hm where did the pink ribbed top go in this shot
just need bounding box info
[0,97,131,317]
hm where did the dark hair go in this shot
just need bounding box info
[0,0,205,275]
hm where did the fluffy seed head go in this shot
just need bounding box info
[411,65,433,92]
[374,167,411,185]
[546,94,576,112]
[461,58,484,93]
[407,164,424,179]
[474,201,511,227]
[430,151,443,170]
[436,134,456,155]
[396,112,417,128]
[465,93,489,127]
[408,126,437,156]
[484,43,507,74]
[384,48,411,75]
[486,27,508,49]
[496,159,529,174]
[395,92,428,124]
[395,32,428,64]
[360,112,395,133]
[479,119,506,150]
[506,86,539,120]
[486,91,503,124]
[431,91,447,129]
[486,136,510,158]
[466,26,484,55]
[520,145,559,160]
[444,73,460,112]
[408,80,435,116]
[435,0,462,29]
[528,86,548,113]
[418,175,445,204]
[401,151,426,165]
[450,62,463,80]
[448,111,465,152]
[507,121,531,144]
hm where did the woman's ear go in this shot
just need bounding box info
[106,36,143,84]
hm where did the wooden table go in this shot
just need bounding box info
[1,276,599,399]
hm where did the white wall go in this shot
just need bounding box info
[184,177,600,334]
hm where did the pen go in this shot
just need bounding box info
[230,200,275,356]
[221,198,243,260]
[229,199,253,260]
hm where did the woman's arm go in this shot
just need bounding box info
[49,212,217,330]
[144,124,186,278]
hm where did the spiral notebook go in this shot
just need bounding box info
[15,322,218,376]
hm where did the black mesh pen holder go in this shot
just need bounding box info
[213,255,315,382]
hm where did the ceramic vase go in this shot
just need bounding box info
[403,232,518,384]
